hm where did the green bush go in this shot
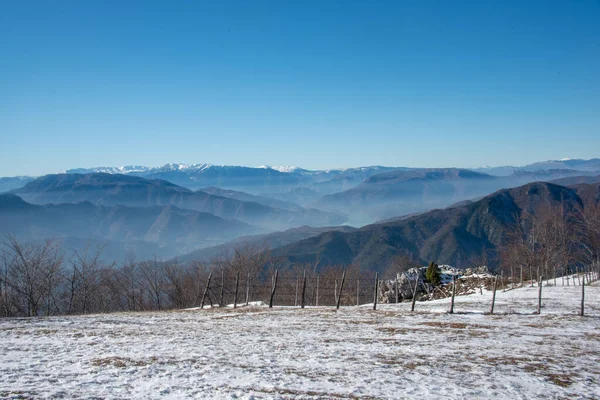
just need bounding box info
[426,262,441,286]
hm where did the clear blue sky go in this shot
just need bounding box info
[1,0,599,176]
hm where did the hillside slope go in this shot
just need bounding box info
[177,225,357,263]
[273,182,587,271]
[0,193,256,257]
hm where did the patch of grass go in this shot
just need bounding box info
[344,319,379,325]
[584,332,600,342]
[376,327,410,335]
[419,321,491,330]
[91,356,158,368]
[546,373,573,387]
[375,354,430,369]
[481,355,533,366]
[483,357,575,387]
[245,385,380,399]
[34,328,58,335]
[0,391,39,399]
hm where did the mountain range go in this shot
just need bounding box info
[63,164,404,195]
[314,168,595,223]
[11,173,346,231]
[2,158,600,270]
[2,158,599,197]
[267,180,600,272]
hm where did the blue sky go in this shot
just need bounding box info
[1,0,599,176]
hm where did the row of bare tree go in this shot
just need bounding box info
[0,239,369,317]
[499,202,600,285]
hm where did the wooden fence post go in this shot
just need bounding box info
[301,270,307,309]
[520,265,523,287]
[336,271,346,309]
[200,272,212,309]
[373,273,379,311]
[537,276,543,314]
[411,272,419,312]
[219,270,225,307]
[490,275,498,314]
[580,270,585,317]
[269,270,278,308]
[245,272,250,306]
[233,271,240,309]
[449,275,456,314]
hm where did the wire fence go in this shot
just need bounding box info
[199,273,380,308]
[197,267,600,316]
[2,261,598,317]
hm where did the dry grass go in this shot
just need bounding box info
[0,391,38,400]
[91,356,153,368]
[482,356,577,387]
[376,327,410,335]
[89,355,195,368]
[246,386,380,399]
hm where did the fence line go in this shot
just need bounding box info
[194,268,600,317]
[1,262,598,317]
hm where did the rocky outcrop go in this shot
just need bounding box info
[378,268,429,303]
[378,266,496,303]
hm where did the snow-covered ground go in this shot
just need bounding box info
[1,283,599,399]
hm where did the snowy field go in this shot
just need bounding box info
[1,283,600,399]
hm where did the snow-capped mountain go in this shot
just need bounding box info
[519,158,600,172]
[56,163,408,193]
[3,158,599,197]
[258,165,304,173]
[66,165,151,174]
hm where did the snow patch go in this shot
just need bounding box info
[1,283,598,398]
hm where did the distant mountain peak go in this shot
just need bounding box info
[65,165,150,174]
[258,165,301,173]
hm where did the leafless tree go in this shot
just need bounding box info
[139,257,166,310]
[1,235,64,317]
[386,251,420,276]
[66,243,108,314]
[575,202,600,269]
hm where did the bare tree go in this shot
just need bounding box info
[113,252,143,311]
[66,243,108,314]
[1,235,64,317]
[139,257,166,310]
[386,251,420,276]
[575,202,600,269]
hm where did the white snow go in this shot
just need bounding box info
[62,163,403,177]
[258,165,300,173]
[1,283,599,399]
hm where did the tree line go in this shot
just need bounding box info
[0,239,371,317]
[498,202,600,285]
[2,201,600,317]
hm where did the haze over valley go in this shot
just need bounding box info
[2,158,599,265]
